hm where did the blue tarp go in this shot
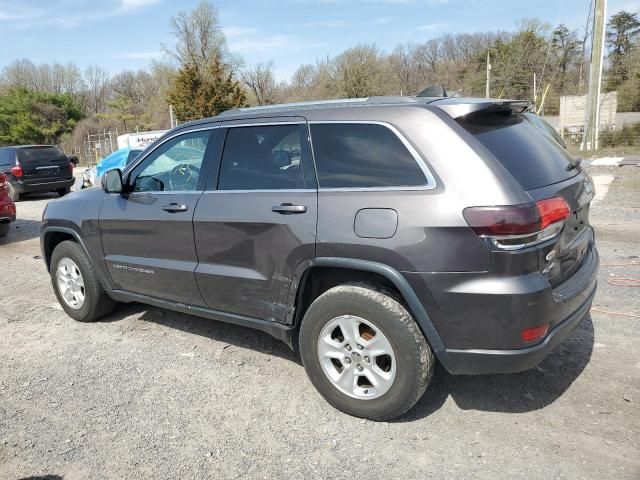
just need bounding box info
[96,147,141,179]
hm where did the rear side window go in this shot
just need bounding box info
[218,124,315,190]
[310,123,428,189]
[17,147,65,163]
[457,112,577,190]
[0,149,15,167]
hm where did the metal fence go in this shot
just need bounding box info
[64,129,120,167]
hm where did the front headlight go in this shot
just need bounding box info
[82,167,97,187]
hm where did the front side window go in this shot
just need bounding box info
[218,124,315,190]
[310,123,428,189]
[126,150,143,166]
[132,131,211,192]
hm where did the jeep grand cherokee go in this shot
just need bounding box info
[41,96,598,420]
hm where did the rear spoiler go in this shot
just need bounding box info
[430,98,532,119]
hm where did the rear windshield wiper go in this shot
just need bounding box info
[566,157,583,172]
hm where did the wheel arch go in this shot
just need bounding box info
[288,257,445,354]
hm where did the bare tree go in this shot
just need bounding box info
[389,44,417,95]
[0,59,86,96]
[165,0,229,69]
[241,61,281,105]
[330,44,396,98]
[84,66,110,114]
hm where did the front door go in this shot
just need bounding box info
[193,120,317,322]
[99,128,218,307]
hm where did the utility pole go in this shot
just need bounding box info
[169,104,175,129]
[533,72,537,110]
[485,51,491,98]
[582,0,607,151]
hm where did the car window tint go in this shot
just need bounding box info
[457,112,577,190]
[218,124,314,190]
[17,147,65,164]
[310,123,428,189]
[126,150,142,166]
[0,149,14,167]
[133,131,210,192]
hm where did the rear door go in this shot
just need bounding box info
[17,146,72,183]
[99,127,219,307]
[456,110,594,285]
[193,118,318,322]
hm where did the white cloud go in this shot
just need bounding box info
[0,6,42,23]
[119,0,161,11]
[224,26,327,55]
[0,0,161,29]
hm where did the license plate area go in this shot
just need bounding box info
[32,166,60,177]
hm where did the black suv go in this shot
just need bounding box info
[41,97,598,420]
[0,145,75,201]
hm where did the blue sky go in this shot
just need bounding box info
[0,0,638,81]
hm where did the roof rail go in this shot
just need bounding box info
[218,96,424,117]
[219,98,370,116]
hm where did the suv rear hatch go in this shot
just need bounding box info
[17,146,72,183]
[444,101,595,288]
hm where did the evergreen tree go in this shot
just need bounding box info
[0,88,83,145]
[606,11,640,87]
[167,59,246,122]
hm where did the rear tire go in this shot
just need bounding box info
[0,223,9,237]
[50,240,115,322]
[299,283,434,421]
[57,187,71,197]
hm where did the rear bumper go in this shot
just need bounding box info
[12,178,74,194]
[0,201,16,222]
[438,281,596,374]
[404,246,599,375]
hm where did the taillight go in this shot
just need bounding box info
[521,323,550,342]
[463,197,570,249]
[11,165,23,178]
[536,197,571,230]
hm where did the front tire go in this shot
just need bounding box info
[299,283,434,421]
[50,240,115,322]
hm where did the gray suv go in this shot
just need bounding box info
[41,96,598,420]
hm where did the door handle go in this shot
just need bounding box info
[272,203,307,215]
[162,203,188,213]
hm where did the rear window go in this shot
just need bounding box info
[457,112,578,190]
[310,123,428,189]
[0,149,15,167]
[17,147,66,163]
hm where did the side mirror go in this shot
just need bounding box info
[102,169,123,193]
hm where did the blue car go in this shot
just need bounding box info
[82,147,143,188]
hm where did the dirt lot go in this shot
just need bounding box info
[1,162,639,480]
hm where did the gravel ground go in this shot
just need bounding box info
[1,164,639,480]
